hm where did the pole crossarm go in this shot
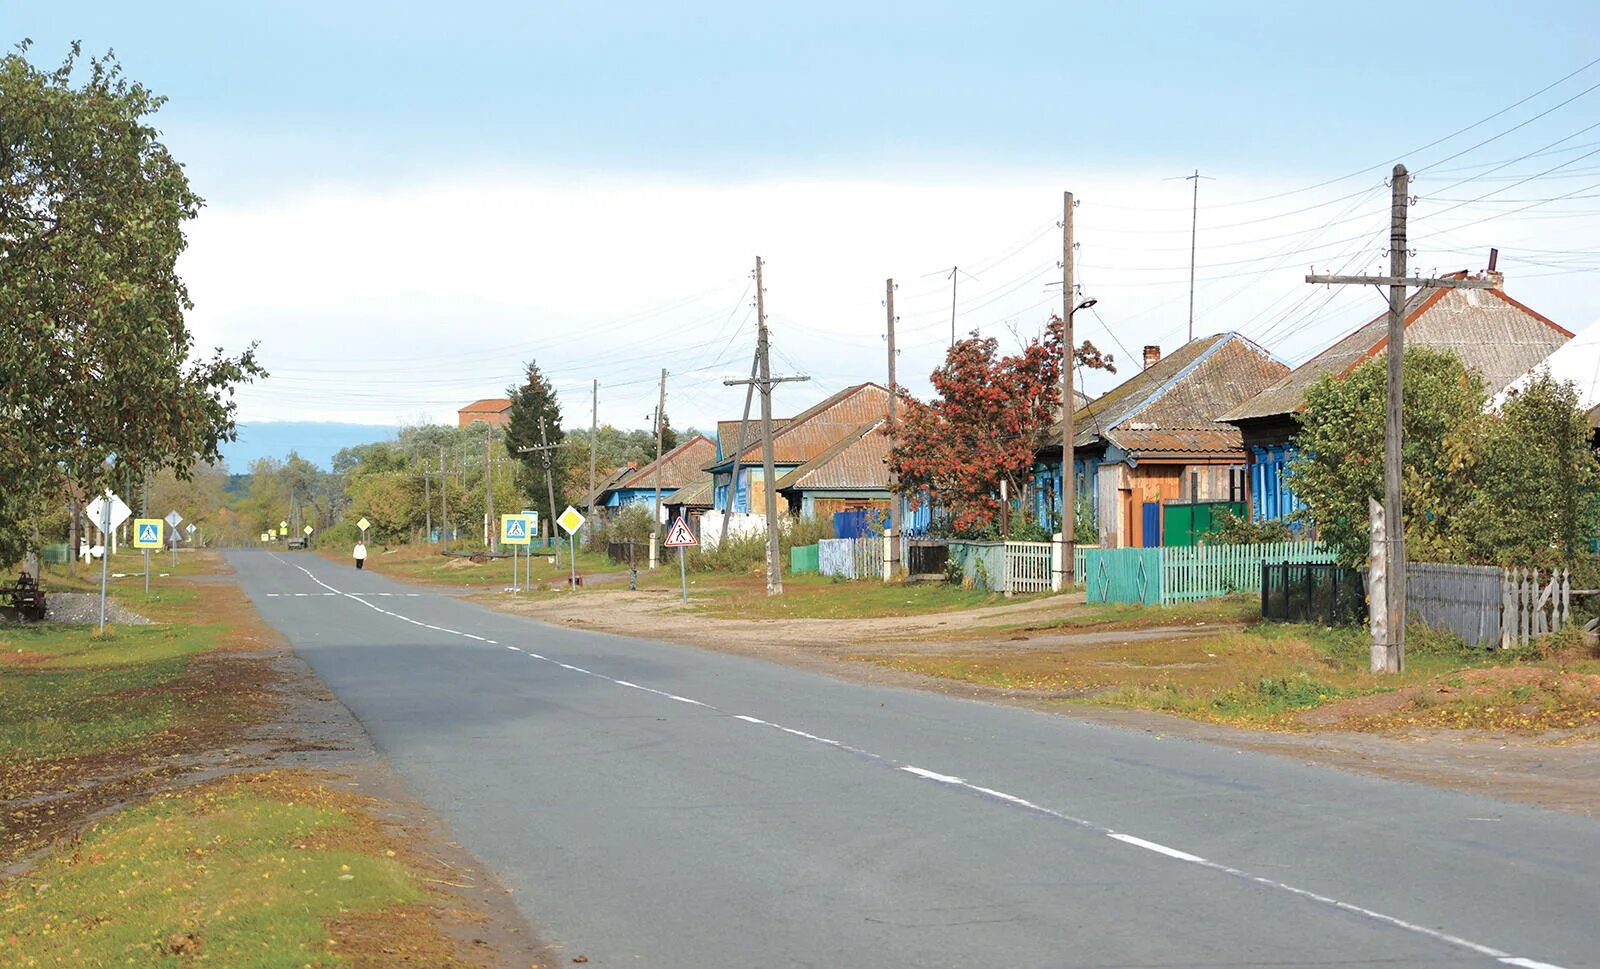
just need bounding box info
[723,376,811,387]
[1305,275,1495,289]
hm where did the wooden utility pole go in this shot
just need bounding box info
[1060,191,1076,591]
[719,349,760,549]
[440,447,448,549]
[653,368,667,533]
[484,423,494,550]
[538,416,560,564]
[587,379,598,544]
[886,277,901,573]
[949,265,958,347]
[724,256,808,595]
[423,459,432,541]
[1306,163,1492,673]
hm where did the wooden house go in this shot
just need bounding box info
[706,383,891,514]
[1034,333,1289,547]
[1220,270,1573,521]
[593,435,717,522]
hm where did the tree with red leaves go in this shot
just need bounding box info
[890,317,1113,534]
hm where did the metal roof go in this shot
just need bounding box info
[709,383,890,469]
[608,434,717,493]
[1053,333,1287,455]
[1221,273,1573,423]
[716,417,790,459]
[665,473,716,508]
[774,420,890,491]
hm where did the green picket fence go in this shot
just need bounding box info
[1161,541,1334,603]
[1085,541,1331,605]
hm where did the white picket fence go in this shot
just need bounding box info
[1003,541,1054,594]
[1502,567,1572,648]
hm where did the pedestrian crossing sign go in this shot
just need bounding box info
[663,516,697,548]
[500,513,531,545]
[133,518,164,549]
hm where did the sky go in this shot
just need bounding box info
[10,1,1600,448]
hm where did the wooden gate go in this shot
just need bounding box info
[1003,542,1053,595]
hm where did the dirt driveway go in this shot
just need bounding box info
[495,587,1600,818]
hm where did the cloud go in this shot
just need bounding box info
[181,167,1600,428]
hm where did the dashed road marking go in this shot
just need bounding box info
[264,552,1570,969]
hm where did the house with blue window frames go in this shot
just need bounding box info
[1032,334,1288,547]
[1220,268,1573,523]
[592,434,717,522]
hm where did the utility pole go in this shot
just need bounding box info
[538,416,560,564]
[439,447,448,549]
[949,265,958,347]
[885,277,901,574]
[1306,163,1492,673]
[587,379,598,545]
[653,368,667,533]
[724,256,809,595]
[424,458,432,542]
[1060,191,1077,592]
[484,423,495,551]
[1174,169,1214,343]
[718,349,759,549]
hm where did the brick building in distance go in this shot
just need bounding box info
[458,398,513,429]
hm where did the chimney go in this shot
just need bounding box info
[1143,345,1162,370]
[1486,247,1504,288]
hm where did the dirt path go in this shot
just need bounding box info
[495,587,1600,818]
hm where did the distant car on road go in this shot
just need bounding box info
[286,538,308,550]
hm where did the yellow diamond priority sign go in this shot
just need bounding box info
[303,525,314,536]
[356,517,370,532]
[556,506,586,536]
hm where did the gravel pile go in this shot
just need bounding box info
[41,591,152,625]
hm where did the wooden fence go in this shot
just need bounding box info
[1407,563,1503,648]
[853,535,885,581]
[817,536,886,581]
[1503,567,1572,648]
[1085,542,1333,605]
[1003,542,1053,594]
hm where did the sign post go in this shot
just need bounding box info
[556,506,586,592]
[132,519,163,595]
[165,511,183,567]
[663,516,698,603]
[500,514,531,592]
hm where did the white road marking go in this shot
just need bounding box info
[263,552,1569,969]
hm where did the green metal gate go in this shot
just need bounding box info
[1161,501,1246,547]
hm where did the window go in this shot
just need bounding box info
[1228,466,1247,504]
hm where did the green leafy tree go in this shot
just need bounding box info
[504,362,565,526]
[1290,348,1486,565]
[1461,373,1600,565]
[0,44,264,565]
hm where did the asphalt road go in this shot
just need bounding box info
[231,549,1600,969]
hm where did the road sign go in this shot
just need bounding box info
[260,532,271,542]
[303,524,314,536]
[556,506,586,536]
[663,516,697,548]
[186,523,197,535]
[133,519,163,549]
[86,492,132,532]
[501,514,531,545]
[279,520,289,530]
[165,510,183,528]
[357,517,371,532]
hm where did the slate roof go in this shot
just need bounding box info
[708,383,891,469]
[1222,272,1573,423]
[665,474,716,508]
[580,465,635,507]
[1492,316,1600,427]
[609,435,717,494]
[774,421,890,491]
[1052,333,1289,456]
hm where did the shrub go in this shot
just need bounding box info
[1211,508,1294,546]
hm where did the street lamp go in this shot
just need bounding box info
[1060,296,1097,592]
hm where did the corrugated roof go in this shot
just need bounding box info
[460,398,511,412]
[710,383,891,468]
[774,420,890,491]
[665,473,715,508]
[1222,273,1573,423]
[609,434,716,493]
[1492,316,1600,426]
[716,417,790,459]
[1049,333,1287,456]
[580,465,635,507]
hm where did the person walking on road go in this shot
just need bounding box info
[353,540,367,570]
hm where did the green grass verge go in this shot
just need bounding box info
[0,776,422,969]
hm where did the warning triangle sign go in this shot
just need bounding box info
[663,516,697,548]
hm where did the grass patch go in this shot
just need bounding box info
[667,571,1008,620]
[0,772,436,969]
[856,619,1600,732]
[322,542,613,590]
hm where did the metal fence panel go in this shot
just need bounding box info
[818,538,855,579]
[1408,563,1502,648]
[1083,547,1162,604]
[1261,562,1367,625]
[790,544,819,574]
[948,542,1006,592]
